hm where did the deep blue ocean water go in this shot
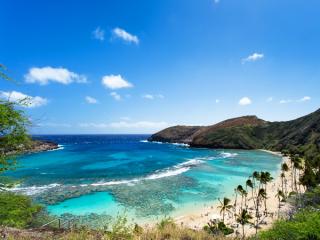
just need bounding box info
[6,134,282,223]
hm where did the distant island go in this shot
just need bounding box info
[149,108,320,151]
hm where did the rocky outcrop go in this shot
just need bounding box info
[148,126,202,144]
[25,140,59,154]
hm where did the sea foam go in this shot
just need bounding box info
[48,144,65,151]
[10,183,61,195]
[220,152,238,158]
[89,157,203,187]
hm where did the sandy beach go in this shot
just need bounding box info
[174,150,300,237]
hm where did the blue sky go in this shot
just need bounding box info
[1,0,320,134]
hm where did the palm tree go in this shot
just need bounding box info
[275,189,285,218]
[246,179,255,206]
[236,209,253,239]
[259,171,273,215]
[281,163,289,195]
[255,188,266,234]
[264,172,273,189]
[234,188,238,208]
[252,171,261,192]
[291,154,300,192]
[237,185,245,212]
[280,172,285,195]
[293,158,302,192]
[217,197,233,223]
[243,189,248,210]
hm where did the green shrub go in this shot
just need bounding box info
[104,214,134,240]
[258,209,320,240]
[0,191,42,228]
[203,220,234,236]
[157,216,176,230]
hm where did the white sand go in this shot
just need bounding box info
[174,150,302,237]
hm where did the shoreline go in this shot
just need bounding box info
[172,149,294,237]
[16,145,292,236]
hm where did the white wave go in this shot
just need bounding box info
[10,183,60,195]
[151,141,163,144]
[89,157,205,187]
[171,142,190,147]
[141,140,189,147]
[91,178,140,187]
[177,159,204,167]
[48,144,64,151]
[220,152,238,158]
[145,167,190,180]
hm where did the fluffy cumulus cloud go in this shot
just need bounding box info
[112,27,139,44]
[92,27,105,41]
[242,53,264,64]
[239,97,252,106]
[110,92,121,101]
[25,67,87,85]
[0,91,47,108]
[142,94,164,100]
[215,99,220,104]
[102,74,133,89]
[85,96,98,104]
[298,96,311,102]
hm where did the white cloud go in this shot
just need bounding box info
[0,91,47,108]
[242,53,264,64]
[110,92,121,101]
[214,0,220,3]
[239,97,252,106]
[279,99,292,104]
[25,67,87,85]
[298,96,311,102]
[112,27,139,44]
[102,74,133,89]
[266,97,273,102]
[92,27,105,41]
[215,99,220,103]
[280,96,311,104]
[85,96,98,104]
[142,94,164,100]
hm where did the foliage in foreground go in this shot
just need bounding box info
[1,216,225,240]
[257,209,320,240]
[0,192,42,228]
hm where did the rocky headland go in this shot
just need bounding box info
[149,108,320,151]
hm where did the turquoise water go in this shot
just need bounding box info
[7,135,282,223]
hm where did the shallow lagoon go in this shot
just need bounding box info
[7,135,282,224]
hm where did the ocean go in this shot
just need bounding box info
[6,134,282,224]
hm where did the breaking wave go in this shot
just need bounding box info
[48,144,65,151]
[10,157,209,194]
[220,152,238,158]
[10,183,61,195]
[89,158,204,187]
[140,140,189,147]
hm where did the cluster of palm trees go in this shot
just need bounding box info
[217,171,276,239]
[215,152,306,239]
